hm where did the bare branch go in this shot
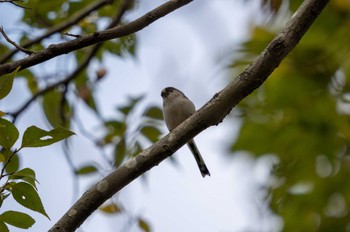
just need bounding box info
[0,26,35,55]
[49,0,330,231]
[62,32,82,39]
[0,0,114,63]
[0,0,193,76]
[0,0,31,10]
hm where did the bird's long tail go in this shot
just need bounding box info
[187,140,210,177]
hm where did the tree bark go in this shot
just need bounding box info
[0,0,193,76]
[49,0,329,231]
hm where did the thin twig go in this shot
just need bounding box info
[0,148,19,180]
[0,26,35,55]
[0,0,114,63]
[62,32,82,39]
[0,0,31,10]
[0,0,194,76]
[9,0,134,122]
[49,0,329,231]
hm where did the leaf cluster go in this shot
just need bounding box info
[0,68,75,231]
[230,1,350,230]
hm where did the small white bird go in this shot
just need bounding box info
[161,87,210,177]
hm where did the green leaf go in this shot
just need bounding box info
[103,35,136,57]
[9,168,37,189]
[21,126,75,148]
[0,153,5,163]
[99,202,122,214]
[0,66,20,100]
[138,218,151,232]
[0,118,19,150]
[143,106,163,120]
[76,165,98,175]
[20,69,38,94]
[130,141,142,158]
[0,221,9,232]
[0,211,35,229]
[104,120,126,138]
[12,182,49,219]
[77,85,99,113]
[0,193,10,208]
[140,126,161,143]
[117,95,144,116]
[42,89,71,128]
[3,151,20,174]
[114,139,126,167]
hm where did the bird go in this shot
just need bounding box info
[161,87,210,177]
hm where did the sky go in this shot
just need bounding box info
[0,1,283,232]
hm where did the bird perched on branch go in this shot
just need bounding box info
[161,87,210,177]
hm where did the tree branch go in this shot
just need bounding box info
[0,0,30,10]
[0,26,35,55]
[0,0,114,63]
[0,0,193,77]
[9,0,132,122]
[48,0,329,231]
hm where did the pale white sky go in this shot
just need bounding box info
[0,1,283,232]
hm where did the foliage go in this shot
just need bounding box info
[231,0,350,230]
[0,0,157,230]
[1,0,343,231]
[0,68,75,230]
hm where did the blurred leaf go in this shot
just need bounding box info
[19,70,38,94]
[104,120,126,138]
[138,218,151,232]
[0,153,5,163]
[103,34,137,57]
[230,2,350,230]
[99,202,121,214]
[114,139,126,167]
[0,221,8,232]
[0,43,9,55]
[76,165,98,175]
[95,68,107,81]
[77,85,99,113]
[21,126,75,148]
[130,141,142,158]
[261,0,283,12]
[117,95,144,116]
[97,0,122,17]
[143,106,163,120]
[0,211,35,229]
[42,89,71,128]
[0,118,19,150]
[331,0,350,11]
[12,182,49,219]
[140,126,161,143]
[0,66,19,100]
[9,168,37,189]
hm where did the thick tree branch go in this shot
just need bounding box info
[49,0,329,231]
[0,0,193,76]
[0,0,114,63]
